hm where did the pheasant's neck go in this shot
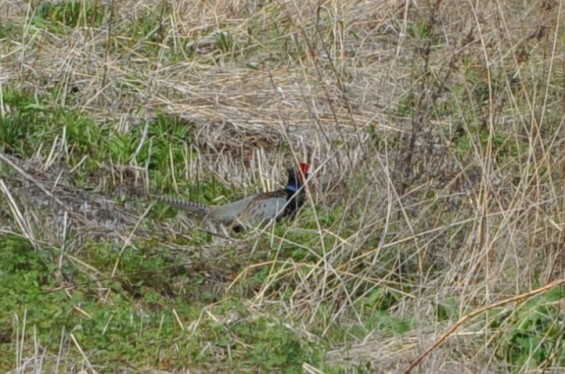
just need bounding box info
[285,187,296,199]
[286,183,297,193]
[284,183,305,203]
[279,186,303,219]
[285,180,303,197]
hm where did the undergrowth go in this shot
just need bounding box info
[1,0,565,372]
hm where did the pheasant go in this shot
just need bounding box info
[156,163,310,231]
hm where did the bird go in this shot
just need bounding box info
[156,163,310,231]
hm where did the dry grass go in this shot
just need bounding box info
[1,0,565,372]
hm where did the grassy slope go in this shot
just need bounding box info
[1,0,564,372]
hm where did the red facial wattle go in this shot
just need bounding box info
[299,163,310,179]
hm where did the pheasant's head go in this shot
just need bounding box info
[286,163,310,193]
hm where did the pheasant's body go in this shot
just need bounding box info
[157,163,309,230]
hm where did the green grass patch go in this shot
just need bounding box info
[0,234,328,371]
[496,289,565,368]
[0,87,200,188]
[32,1,112,32]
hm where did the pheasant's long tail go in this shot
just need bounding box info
[155,195,210,216]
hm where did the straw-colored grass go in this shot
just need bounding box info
[1,0,564,372]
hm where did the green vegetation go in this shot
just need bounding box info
[33,1,111,31]
[0,234,324,371]
[1,0,565,372]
